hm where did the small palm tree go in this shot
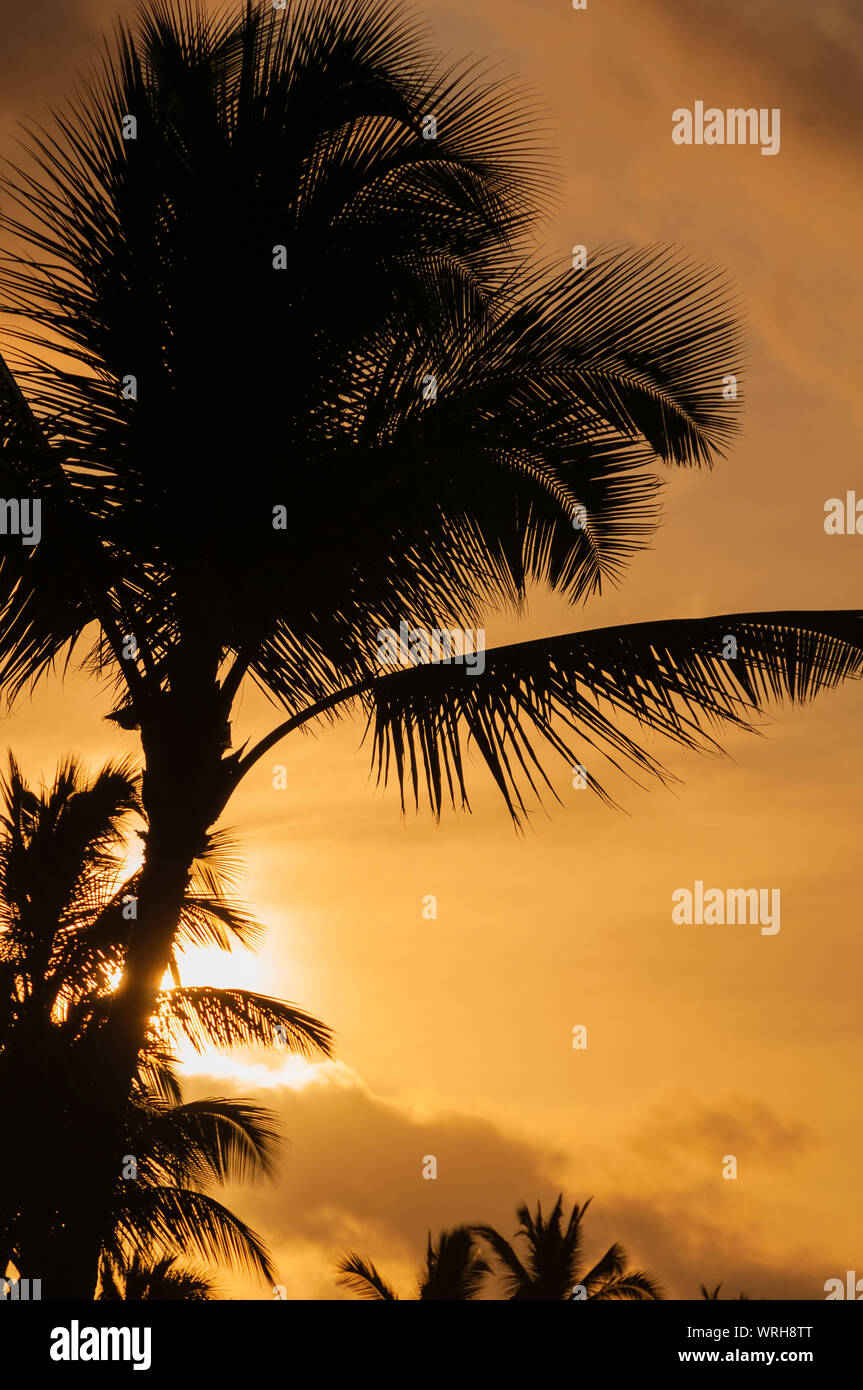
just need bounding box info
[700,1282,750,1300]
[338,1227,490,1300]
[474,1196,662,1300]
[0,753,331,1296]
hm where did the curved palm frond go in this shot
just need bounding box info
[153,986,333,1058]
[123,1093,283,1187]
[361,610,863,822]
[586,1268,664,1301]
[107,1184,275,1283]
[469,1224,530,1300]
[174,879,267,954]
[135,1049,184,1107]
[580,1238,627,1291]
[336,1252,399,1301]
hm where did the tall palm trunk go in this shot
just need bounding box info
[83,840,196,1295]
[78,700,231,1297]
[13,677,233,1297]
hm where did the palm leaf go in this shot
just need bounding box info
[419,1227,490,1300]
[124,1094,283,1187]
[581,1240,627,1290]
[586,1268,663,1301]
[470,1224,530,1299]
[175,882,266,954]
[99,1251,215,1300]
[108,1184,275,1283]
[336,1251,399,1300]
[362,610,863,822]
[154,986,333,1058]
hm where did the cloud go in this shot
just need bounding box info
[182,1066,833,1300]
[624,1092,816,1169]
[185,1063,561,1298]
[652,0,863,144]
[580,1091,827,1300]
[592,1195,822,1302]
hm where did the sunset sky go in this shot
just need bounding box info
[1,0,861,1298]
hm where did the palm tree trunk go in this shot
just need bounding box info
[31,692,232,1298]
[74,724,229,1297]
[14,815,210,1299]
[84,837,198,1293]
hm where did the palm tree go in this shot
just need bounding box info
[1,0,861,1292]
[338,1227,490,1300]
[99,1253,215,1301]
[0,753,331,1296]
[700,1282,750,1300]
[473,1196,662,1300]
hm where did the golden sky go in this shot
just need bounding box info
[1,0,861,1298]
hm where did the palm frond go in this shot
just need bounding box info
[175,878,266,954]
[123,1094,282,1187]
[99,1251,215,1300]
[364,610,863,822]
[419,1227,490,1300]
[580,1239,627,1291]
[135,1050,184,1107]
[586,1268,664,1301]
[108,1184,275,1283]
[154,986,333,1058]
[470,1223,530,1299]
[336,1251,399,1300]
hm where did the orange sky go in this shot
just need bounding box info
[1,0,861,1299]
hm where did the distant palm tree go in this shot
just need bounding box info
[474,1196,662,1300]
[0,754,331,1296]
[1,0,862,1293]
[99,1253,214,1301]
[700,1282,750,1300]
[338,1227,490,1300]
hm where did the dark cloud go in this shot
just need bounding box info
[625,1093,816,1169]
[654,0,863,143]
[593,1195,823,1301]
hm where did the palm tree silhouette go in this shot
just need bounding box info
[0,753,331,1296]
[1,0,861,1290]
[338,1227,490,1300]
[99,1253,215,1301]
[474,1196,662,1300]
[700,1282,750,1300]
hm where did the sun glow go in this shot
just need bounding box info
[175,1052,355,1092]
[159,942,273,994]
[156,931,324,1086]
